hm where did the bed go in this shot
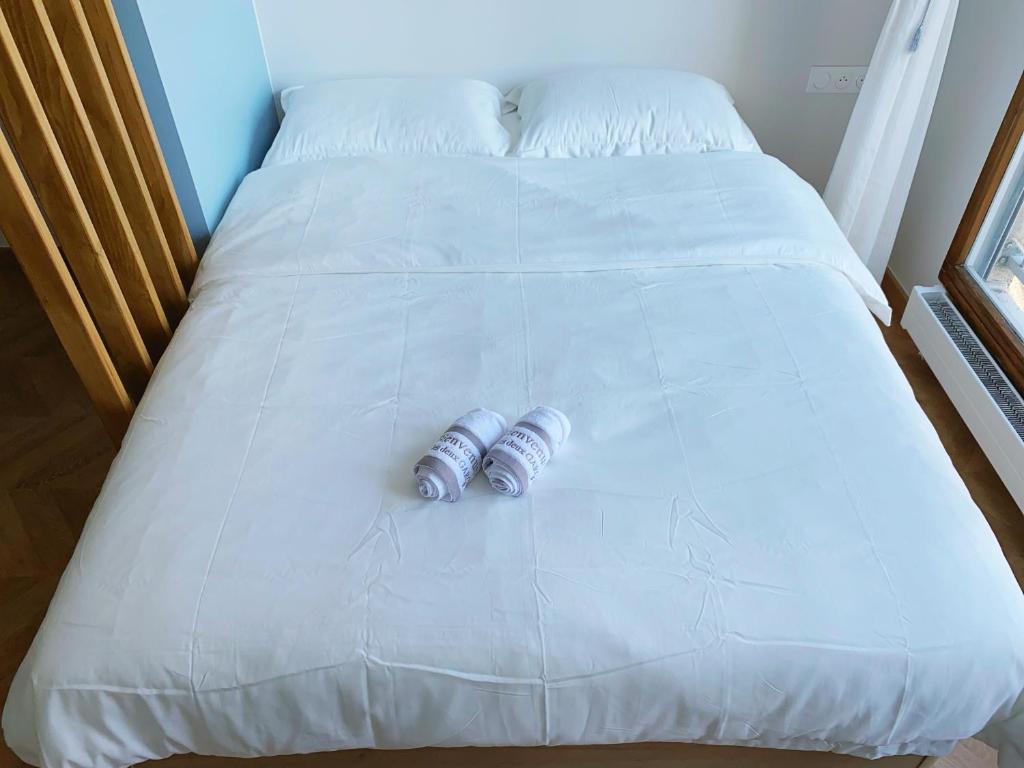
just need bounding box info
[4,145,1024,767]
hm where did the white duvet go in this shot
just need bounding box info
[4,153,1024,768]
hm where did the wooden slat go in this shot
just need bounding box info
[80,0,199,281]
[0,5,151,398]
[1,0,173,353]
[0,130,133,441]
[42,0,187,320]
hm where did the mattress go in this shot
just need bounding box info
[4,152,1024,768]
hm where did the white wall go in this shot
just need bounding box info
[889,1,1024,292]
[253,0,889,192]
[120,0,278,248]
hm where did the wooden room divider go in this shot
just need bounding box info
[0,0,196,443]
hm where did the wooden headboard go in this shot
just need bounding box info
[0,0,195,441]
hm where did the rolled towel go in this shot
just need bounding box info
[414,409,508,502]
[483,406,571,497]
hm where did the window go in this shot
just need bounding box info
[941,73,1024,394]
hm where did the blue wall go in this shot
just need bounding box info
[114,0,277,252]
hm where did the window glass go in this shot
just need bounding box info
[965,139,1024,339]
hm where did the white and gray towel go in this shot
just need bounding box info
[483,406,571,497]
[414,409,508,502]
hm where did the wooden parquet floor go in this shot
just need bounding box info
[0,256,116,768]
[0,256,1017,767]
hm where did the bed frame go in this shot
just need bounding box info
[0,0,195,443]
[143,744,936,768]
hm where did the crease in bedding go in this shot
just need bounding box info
[190,153,890,323]
[4,153,1024,768]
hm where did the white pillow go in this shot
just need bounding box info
[262,77,511,166]
[508,68,760,158]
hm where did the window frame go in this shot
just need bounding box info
[940,72,1024,395]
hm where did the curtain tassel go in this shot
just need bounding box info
[910,0,934,51]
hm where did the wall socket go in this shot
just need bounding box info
[806,66,868,94]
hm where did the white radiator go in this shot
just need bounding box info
[902,286,1024,512]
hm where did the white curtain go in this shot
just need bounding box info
[825,0,959,281]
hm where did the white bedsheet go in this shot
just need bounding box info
[4,153,1023,768]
